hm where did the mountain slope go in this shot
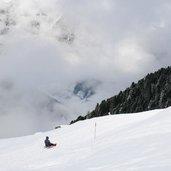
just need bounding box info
[1,0,171,138]
[71,66,171,124]
[1,107,171,171]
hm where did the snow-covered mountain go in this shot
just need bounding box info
[0,0,110,138]
[0,0,75,42]
[0,0,171,138]
[73,80,101,100]
[1,107,171,171]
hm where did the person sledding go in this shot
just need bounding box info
[44,136,56,148]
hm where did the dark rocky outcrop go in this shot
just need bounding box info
[71,66,171,124]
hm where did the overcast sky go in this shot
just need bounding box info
[0,0,171,138]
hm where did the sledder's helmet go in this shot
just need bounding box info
[46,136,49,139]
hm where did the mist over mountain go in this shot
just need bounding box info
[73,80,101,100]
[0,0,171,138]
[71,67,171,124]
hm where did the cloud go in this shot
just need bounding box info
[0,0,171,138]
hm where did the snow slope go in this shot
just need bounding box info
[1,107,171,171]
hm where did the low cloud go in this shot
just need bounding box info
[0,0,171,138]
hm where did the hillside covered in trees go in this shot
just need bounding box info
[71,67,171,124]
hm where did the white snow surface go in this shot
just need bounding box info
[1,107,171,171]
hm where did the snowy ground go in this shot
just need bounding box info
[1,107,171,171]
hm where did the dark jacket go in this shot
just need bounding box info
[44,137,53,147]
